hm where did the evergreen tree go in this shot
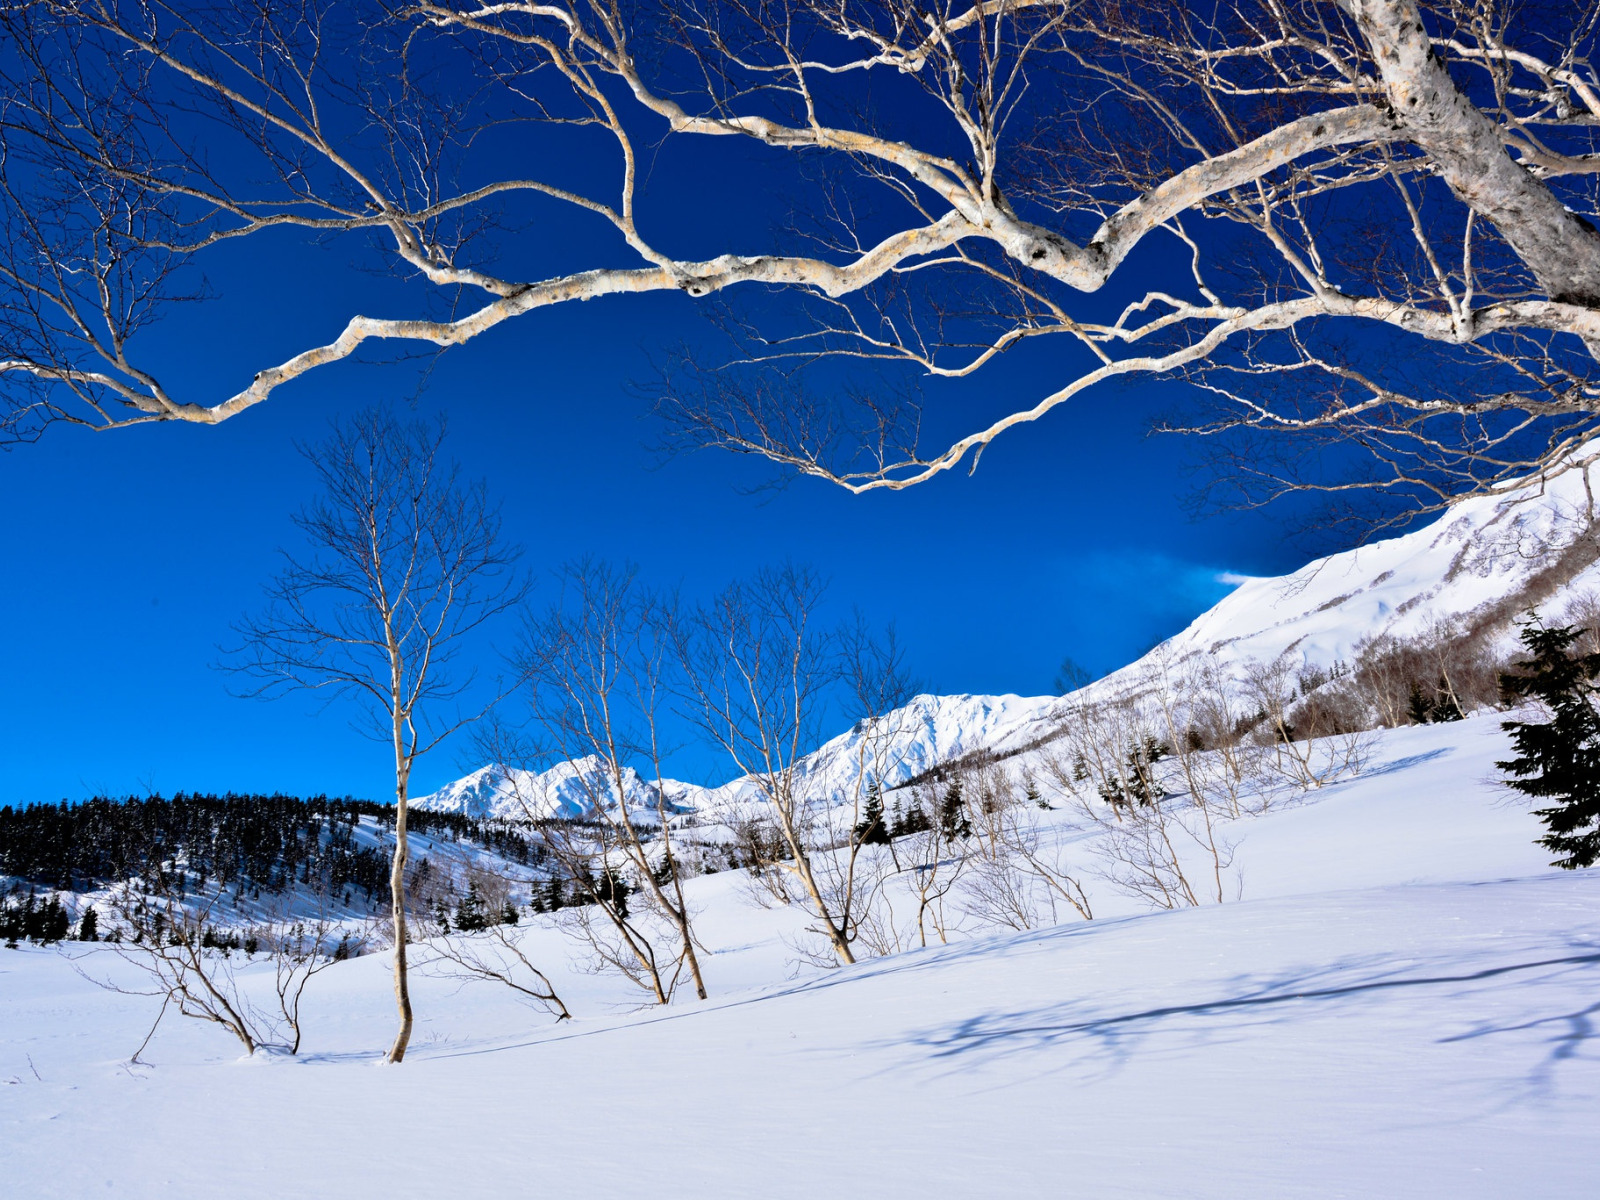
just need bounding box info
[939,781,972,845]
[594,867,630,919]
[896,800,931,837]
[1498,620,1600,869]
[33,894,70,943]
[78,906,99,942]
[1097,777,1129,810]
[500,899,519,926]
[1407,682,1436,724]
[853,779,890,845]
[1128,738,1168,806]
[1433,678,1466,721]
[454,882,488,932]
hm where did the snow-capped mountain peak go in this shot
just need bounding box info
[417,755,688,822]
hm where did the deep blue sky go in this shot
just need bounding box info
[0,310,1302,804]
[0,59,1327,806]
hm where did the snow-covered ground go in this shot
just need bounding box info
[5,715,1597,1198]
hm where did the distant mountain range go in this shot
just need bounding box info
[418,459,1600,821]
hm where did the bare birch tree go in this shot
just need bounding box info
[230,408,524,1063]
[676,565,906,966]
[1242,654,1372,790]
[508,561,710,1002]
[3,2,1599,516]
[1045,692,1232,909]
[786,615,919,962]
[1173,657,1270,817]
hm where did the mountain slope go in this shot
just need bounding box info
[1126,463,1600,677]
[420,460,1600,817]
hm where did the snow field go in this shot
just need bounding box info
[3,716,1598,1198]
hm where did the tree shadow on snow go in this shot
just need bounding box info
[1357,747,1454,779]
[872,944,1600,1095]
[1438,994,1600,1104]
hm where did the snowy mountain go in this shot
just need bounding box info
[1116,463,1600,679]
[413,692,1063,821]
[420,459,1600,819]
[417,756,693,822]
[785,691,1058,792]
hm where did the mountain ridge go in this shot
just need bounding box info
[418,460,1600,820]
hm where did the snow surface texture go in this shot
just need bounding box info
[3,717,1598,1197]
[418,460,1600,819]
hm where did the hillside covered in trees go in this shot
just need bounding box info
[0,793,542,920]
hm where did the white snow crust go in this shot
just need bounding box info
[3,716,1597,1197]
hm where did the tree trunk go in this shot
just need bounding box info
[1343,0,1600,306]
[387,734,413,1063]
[789,846,856,966]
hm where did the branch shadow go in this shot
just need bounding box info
[1357,748,1454,779]
[870,947,1600,1095]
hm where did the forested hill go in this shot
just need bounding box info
[0,793,540,908]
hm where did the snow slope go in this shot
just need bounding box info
[3,716,1597,1198]
[1123,461,1600,677]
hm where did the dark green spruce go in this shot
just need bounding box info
[1497,620,1600,869]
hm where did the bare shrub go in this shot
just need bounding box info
[90,884,346,1059]
[1242,655,1373,791]
[1183,658,1270,813]
[1348,634,1427,727]
[495,767,683,1006]
[1562,590,1600,658]
[892,781,972,948]
[954,764,1093,932]
[268,918,359,1056]
[423,922,571,1023]
[1349,620,1507,725]
[1053,696,1166,816]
